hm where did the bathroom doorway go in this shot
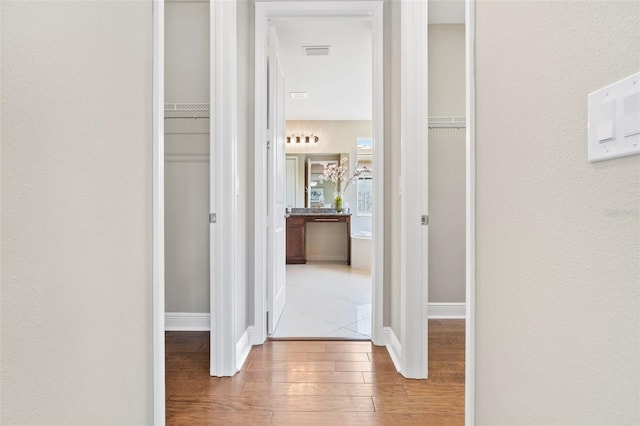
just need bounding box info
[253,2,386,344]
[272,19,375,339]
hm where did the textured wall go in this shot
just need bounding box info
[428,24,465,117]
[164,0,210,314]
[428,24,466,303]
[476,1,640,424]
[164,121,210,313]
[1,1,153,424]
[428,128,466,303]
[165,0,209,104]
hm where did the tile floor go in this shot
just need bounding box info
[271,262,372,339]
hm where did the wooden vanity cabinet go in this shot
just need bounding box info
[286,216,306,264]
[286,214,351,265]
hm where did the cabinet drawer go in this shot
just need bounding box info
[286,217,305,226]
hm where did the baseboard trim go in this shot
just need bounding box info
[383,327,402,373]
[165,304,464,332]
[165,312,210,331]
[306,254,348,262]
[428,303,466,319]
[236,326,254,371]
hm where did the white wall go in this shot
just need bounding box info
[164,120,210,313]
[165,0,210,104]
[476,1,640,424]
[428,24,465,117]
[428,127,465,303]
[164,0,210,314]
[428,24,466,303]
[1,1,153,423]
[286,120,371,157]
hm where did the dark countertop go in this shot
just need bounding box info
[288,212,351,216]
[287,208,351,217]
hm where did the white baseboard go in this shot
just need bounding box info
[306,254,348,262]
[383,327,402,373]
[236,326,254,371]
[165,304,464,332]
[428,303,466,319]
[165,312,210,331]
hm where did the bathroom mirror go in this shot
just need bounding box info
[283,153,350,208]
[308,161,330,207]
[306,154,343,208]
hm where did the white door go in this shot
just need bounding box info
[266,29,287,334]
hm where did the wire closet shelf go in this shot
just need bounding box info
[428,116,466,128]
[164,103,210,119]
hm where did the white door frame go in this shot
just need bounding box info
[465,0,477,423]
[152,0,165,423]
[209,0,238,377]
[398,0,429,379]
[253,1,386,347]
[152,0,478,422]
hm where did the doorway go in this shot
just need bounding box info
[268,18,375,339]
[253,1,386,346]
[153,0,478,421]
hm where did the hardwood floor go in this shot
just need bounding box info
[166,319,464,425]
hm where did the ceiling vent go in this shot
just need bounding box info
[302,45,331,56]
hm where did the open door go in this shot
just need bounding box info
[266,28,287,334]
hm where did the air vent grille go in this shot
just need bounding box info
[302,45,330,56]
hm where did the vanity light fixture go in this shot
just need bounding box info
[285,134,319,144]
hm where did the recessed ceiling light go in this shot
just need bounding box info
[302,45,331,56]
[290,92,308,100]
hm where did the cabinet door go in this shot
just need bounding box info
[286,218,306,264]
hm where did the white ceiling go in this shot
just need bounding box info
[274,19,373,121]
[273,1,465,121]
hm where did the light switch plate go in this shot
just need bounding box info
[622,92,640,137]
[588,72,640,162]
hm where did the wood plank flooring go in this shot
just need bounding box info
[166,319,464,425]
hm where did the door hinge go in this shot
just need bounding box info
[266,140,271,150]
[209,213,217,224]
[421,215,429,226]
